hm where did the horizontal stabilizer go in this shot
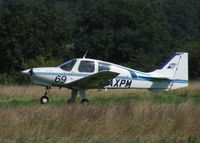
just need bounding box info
[138,75,170,81]
[147,52,188,91]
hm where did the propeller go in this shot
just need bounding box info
[29,68,33,76]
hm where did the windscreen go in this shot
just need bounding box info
[59,59,77,71]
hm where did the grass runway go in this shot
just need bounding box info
[0,82,200,143]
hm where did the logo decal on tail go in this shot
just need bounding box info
[167,63,177,69]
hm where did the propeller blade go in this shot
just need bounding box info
[29,68,33,76]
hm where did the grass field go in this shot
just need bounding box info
[0,82,200,143]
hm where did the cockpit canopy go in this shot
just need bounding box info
[59,58,111,73]
[98,62,110,71]
[78,61,95,72]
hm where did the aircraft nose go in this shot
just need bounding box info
[22,69,30,75]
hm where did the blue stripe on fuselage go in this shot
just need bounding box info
[33,72,88,76]
[33,72,188,84]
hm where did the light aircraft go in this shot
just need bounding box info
[22,52,188,104]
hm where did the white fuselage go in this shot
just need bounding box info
[23,58,188,92]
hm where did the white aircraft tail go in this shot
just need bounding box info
[149,52,188,91]
[157,52,188,80]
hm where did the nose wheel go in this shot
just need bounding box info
[40,86,51,104]
[40,96,49,104]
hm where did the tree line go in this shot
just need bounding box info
[0,0,200,84]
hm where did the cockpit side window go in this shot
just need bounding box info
[60,59,77,71]
[98,62,110,71]
[78,61,95,73]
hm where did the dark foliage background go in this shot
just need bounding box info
[0,0,199,84]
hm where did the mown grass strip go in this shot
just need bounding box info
[0,92,200,107]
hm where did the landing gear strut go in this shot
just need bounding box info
[67,89,78,104]
[68,89,89,105]
[40,86,51,104]
[79,89,89,105]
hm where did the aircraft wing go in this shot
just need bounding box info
[66,71,119,89]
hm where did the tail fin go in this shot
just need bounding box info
[149,52,188,91]
[156,52,188,81]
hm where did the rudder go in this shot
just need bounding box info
[155,52,188,89]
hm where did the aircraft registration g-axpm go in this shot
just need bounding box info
[22,52,188,104]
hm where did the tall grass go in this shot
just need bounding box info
[0,81,200,143]
[0,103,200,143]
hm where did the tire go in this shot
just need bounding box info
[40,96,49,104]
[81,99,89,105]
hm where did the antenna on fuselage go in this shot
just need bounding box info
[83,50,88,59]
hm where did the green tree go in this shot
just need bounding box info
[0,0,28,73]
[163,0,200,41]
[181,42,200,79]
[74,0,175,71]
[0,0,73,84]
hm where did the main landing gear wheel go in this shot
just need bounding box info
[68,89,89,105]
[40,96,49,104]
[81,99,89,105]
